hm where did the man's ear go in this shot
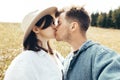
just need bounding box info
[32,26,40,33]
[70,22,78,31]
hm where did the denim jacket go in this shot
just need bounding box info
[64,40,120,80]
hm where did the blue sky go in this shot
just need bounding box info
[0,0,120,22]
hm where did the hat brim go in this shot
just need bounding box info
[22,7,57,43]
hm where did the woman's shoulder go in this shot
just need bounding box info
[16,50,36,59]
[8,50,47,69]
[10,51,34,64]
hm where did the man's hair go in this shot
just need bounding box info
[65,7,91,31]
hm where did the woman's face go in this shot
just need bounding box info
[39,22,56,39]
[33,15,57,40]
[34,21,56,39]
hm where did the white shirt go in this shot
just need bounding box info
[4,50,63,80]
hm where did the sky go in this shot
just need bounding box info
[0,0,120,22]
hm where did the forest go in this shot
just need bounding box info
[91,7,120,29]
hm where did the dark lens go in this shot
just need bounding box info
[41,15,54,29]
[35,15,54,29]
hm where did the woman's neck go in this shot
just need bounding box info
[36,34,53,54]
[40,40,48,51]
[37,35,49,51]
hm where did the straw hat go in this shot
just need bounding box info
[21,7,57,43]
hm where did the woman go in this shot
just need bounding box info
[4,7,63,80]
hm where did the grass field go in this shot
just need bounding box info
[0,22,120,80]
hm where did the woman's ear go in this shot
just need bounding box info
[32,26,40,33]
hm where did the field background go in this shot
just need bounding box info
[0,22,120,80]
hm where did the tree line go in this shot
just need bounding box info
[91,7,120,29]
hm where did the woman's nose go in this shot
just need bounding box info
[52,24,57,29]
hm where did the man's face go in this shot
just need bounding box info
[55,12,70,41]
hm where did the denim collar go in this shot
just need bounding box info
[67,40,98,72]
[73,40,97,57]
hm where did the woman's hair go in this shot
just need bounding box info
[23,15,54,54]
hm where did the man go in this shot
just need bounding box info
[55,6,120,80]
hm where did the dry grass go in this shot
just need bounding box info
[87,26,120,53]
[0,23,120,80]
[0,23,23,80]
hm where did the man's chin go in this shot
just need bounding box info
[55,39,61,41]
[55,37,62,41]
